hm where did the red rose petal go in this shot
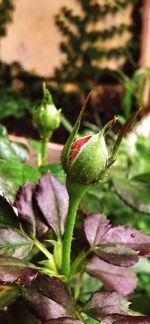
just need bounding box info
[70,135,92,161]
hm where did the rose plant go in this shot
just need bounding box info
[0,92,150,323]
[33,83,61,166]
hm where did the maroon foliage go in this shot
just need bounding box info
[86,256,137,296]
[0,255,37,284]
[84,214,150,266]
[15,183,48,237]
[101,314,150,323]
[84,214,111,246]
[41,319,83,324]
[83,291,129,319]
[35,174,69,236]
[103,226,150,257]
[22,274,75,321]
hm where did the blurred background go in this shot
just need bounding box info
[0,0,149,143]
[0,1,150,319]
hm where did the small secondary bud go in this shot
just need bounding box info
[33,84,61,140]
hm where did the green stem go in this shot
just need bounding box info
[37,151,42,167]
[41,137,49,165]
[34,239,52,260]
[61,196,79,277]
[38,131,53,166]
[71,247,93,276]
[34,239,57,272]
[61,177,89,278]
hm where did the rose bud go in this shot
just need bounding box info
[33,83,61,140]
[61,92,141,186]
[61,113,116,185]
[65,131,108,184]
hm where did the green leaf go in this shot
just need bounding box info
[130,294,150,316]
[0,88,31,119]
[6,300,38,324]
[0,285,18,310]
[79,273,102,303]
[10,141,29,162]
[0,193,19,228]
[0,228,33,259]
[0,137,20,161]
[83,317,99,324]
[39,163,65,183]
[28,138,41,155]
[112,169,150,214]
[0,159,40,202]
[0,124,29,162]
[133,258,150,274]
[80,183,105,213]
[131,173,150,183]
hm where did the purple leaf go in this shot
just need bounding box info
[101,314,150,324]
[22,275,74,320]
[33,274,72,308]
[84,214,150,263]
[15,183,36,236]
[23,274,78,321]
[23,288,69,320]
[112,170,150,214]
[103,226,150,257]
[4,299,39,324]
[15,183,48,237]
[0,255,37,284]
[35,174,68,236]
[84,214,111,246]
[94,244,139,266]
[0,228,33,259]
[86,256,137,296]
[41,319,83,323]
[83,291,129,320]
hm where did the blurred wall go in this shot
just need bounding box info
[1,0,80,77]
[1,0,132,78]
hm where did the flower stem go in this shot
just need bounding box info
[61,196,79,278]
[61,177,88,278]
[41,137,49,165]
[34,238,57,272]
[34,239,52,260]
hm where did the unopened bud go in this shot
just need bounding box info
[33,84,61,139]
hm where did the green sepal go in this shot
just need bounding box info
[101,116,117,136]
[46,238,63,271]
[38,258,58,274]
[66,176,89,202]
[61,91,92,172]
[108,108,142,166]
[40,266,67,282]
[42,82,54,106]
